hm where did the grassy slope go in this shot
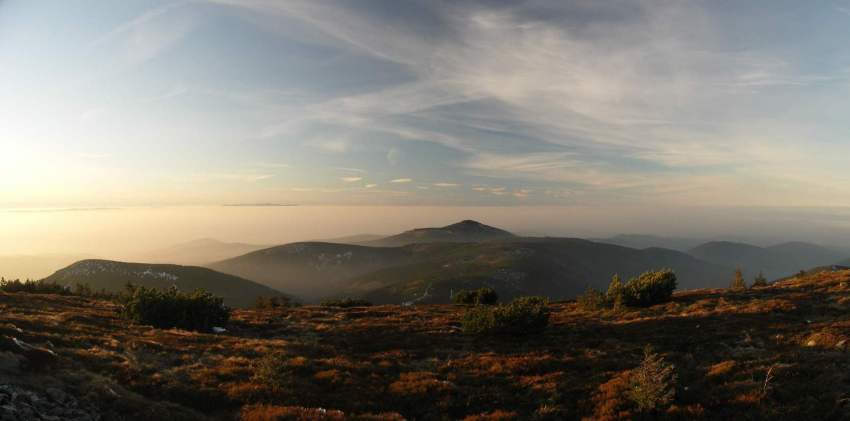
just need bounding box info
[5,270,850,419]
[43,259,288,308]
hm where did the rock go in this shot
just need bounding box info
[0,337,58,372]
[45,388,66,404]
[0,384,100,421]
[0,352,23,373]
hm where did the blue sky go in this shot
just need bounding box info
[3,0,850,207]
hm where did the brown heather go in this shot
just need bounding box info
[3,270,850,419]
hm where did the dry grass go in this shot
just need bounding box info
[4,270,850,419]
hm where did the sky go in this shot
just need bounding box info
[3,0,850,209]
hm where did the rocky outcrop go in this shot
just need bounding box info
[0,384,100,421]
[0,336,57,372]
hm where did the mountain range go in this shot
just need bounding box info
[687,240,844,280]
[210,221,730,304]
[35,220,850,306]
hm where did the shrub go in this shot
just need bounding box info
[320,298,372,308]
[730,268,747,290]
[254,352,314,391]
[752,271,768,287]
[0,278,68,295]
[255,295,295,309]
[462,296,549,335]
[576,286,606,311]
[452,287,499,305]
[511,295,549,306]
[627,346,677,412]
[622,269,677,307]
[120,285,230,332]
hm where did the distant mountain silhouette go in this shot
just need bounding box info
[312,234,385,245]
[594,234,703,252]
[211,221,729,304]
[688,241,845,280]
[142,238,269,265]
[44,259,289,308]
[365,220,515,247]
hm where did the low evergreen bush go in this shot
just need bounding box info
[0,278,68,295]
[576,286,606,311]
[452,287,499,305]
[462,296,549,335]
[120,285,230,332]
[622,269,677,307]
[320,298,372,308]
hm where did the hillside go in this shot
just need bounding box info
[312,234,385,244]
[43,259,289,308]
[209,243,412,302]
[364,220,515,247]
[212,234,729,304]
[341,239,732,304]
[594,234,703,252]
[141,239,269,266]
[3,271,850,419]
[688,241,844,280]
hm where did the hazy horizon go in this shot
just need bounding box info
[7,205,850,259]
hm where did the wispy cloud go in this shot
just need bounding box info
[193,173,275,183]
[91,2,199,66]
[433,182,459,187]
[255,162,290,169]
[313,139,350,154]
[335,167,366,173]
[390,178,412,183]
[203,0,850,205]
[340,176,363,182]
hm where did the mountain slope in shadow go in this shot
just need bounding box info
[211,221,729,304]
[44,259,290,308]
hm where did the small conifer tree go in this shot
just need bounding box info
[752,271,768,287]
[606,274,624,310]
[730,268,747,290]
[627,345,677,412]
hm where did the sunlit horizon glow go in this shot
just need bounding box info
[3,1,850,210]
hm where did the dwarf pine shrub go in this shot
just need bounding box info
[452,287,499,305]
[255,295,296,309]
[0,278,68,295]
[320,297,373,308]
[462,296,549,335]
[627,346,677,412]
[622,269,677,307]
[120,285,230,331]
